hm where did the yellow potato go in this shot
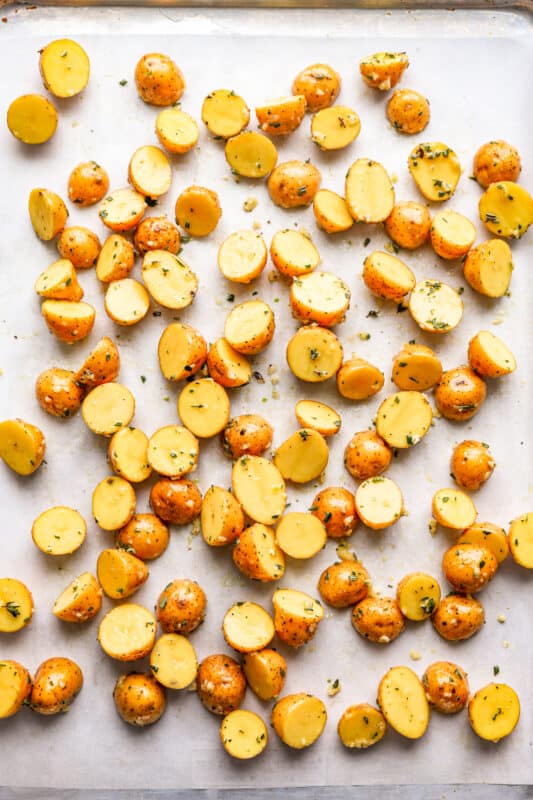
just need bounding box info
[224,131,278,178]
[469,683,520,743]
[41,299,96,343]
[336,357,384,401]
[135,52,185,106]
[473,140,521,188]
[345,158,394,223]
[338,705,387,749]
[142,249,198,310]
[201,88,250,139]
[432,593,485,641]
[32,506,86,556]
[318,561,370,608]
[295,399,341,437]
[422,661,469,714]
[272,588,324,648]
[224,299,275,355]
[30,657,83,715]
[157,579,206,634]
[508,513,533,568]
[220,710,268,760]
[218,230,267,284]
[158,321,207,382]
[286,324,343,382]
[175,185,221,237]
[7,94,58,144]
[434,366,486,421]
[35,367,84,418]
[468,330,516,378]
[0,578,33,633]
[311,486,358,539]
[256,95,306,135]
[430,210,476,260]
[150,478,202,526]
[458,522,508,564]
[98,188,146,232]
[128,145,171,198]
[270,229,320,279]
[375,391,433,449]
[197,654,246,715]
[290,271,350,327]
[312,189,353,234]
[396,572,441,621]
[387,89,430,135]
[92,476,136,532]
[311,106,361,150]
[76,336,120,389]
[81,382,135,436]
[451,440,496,491]
[442,543,498,593]
[150,633,198,690]
[292,63,341,111]
[116,513,169,561]
[108,426,151,484]
[39,39,90,98]
[178,377,230,438]
[272,694,327,749]
[391,343,442,392]
[68,160,109,207]
[242,649,287,701]
[97,548,148,600]
[0,419,46,476]
[275,512,327,559]
[273,429,329,484]
[35,258,84,301]
[147,426,199,478]
[221,415,273,459]
[408,142,461,202]
[52,571,103,623]
[104,278,150,326]
[233,523,285,581]
[223,601,275,653]
[432,488,477,531]
[232,455,286,525]
[344,430,392,482]
[377,666,429,739]
[207,338,252,388]
[113,673,166,726]
[28,188,68,241]
[362,251,416,301]
[359,51,409,90]
[96,234,135,283]
[408,279,463,334]
[201,486,244,547]
[463,238,513,298]
[57,226,101,269]
[98,603,156,661]
[268,160,321,208]
[155,107,199,154]
[355,477,404,530]
[385,201,431,249]
[0,660,32,719]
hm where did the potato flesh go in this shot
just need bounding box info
[178,378,230,438]
[286,326,343,382]
[273,694,327,748]
[41,299,96,343]
[463,238,513,298]
[224,301,274,355]
[82,382,135,436]
[92,476,136,531]
[294,400,341,436]
[97,549,148,599]
[273,429,329,483]
[0,661,31,718]
[96,235,135,283]
[275,512,327,559]
[432,489,477,530]
[105,278,150,325]
[355,477,403,529]
[338,704,386,748]
[376,391,433,449]
[175,186,221,237]
[255,95,306,135]
[220,710,268,759]
[508,513,533,568]
[378,667,429,739]
[218,230,267,283]
[35,259,83,301]
[98,603,156,660]
[40,38,90,98]
[109,427,151,483]
[149,634,198,689]
[142,250,198,310]
[232,456,286,525]
[397,573,441,621]
[201,486,244,546]
[158,322,207,382]
[129,146,171,197]
[243,650,286,701]
[0,579,33,633]
[147,425,199,478]
[7,94,58,145]
[52,571,102,622]
[430,210,476,259]
[270,229,320,277]
[345,159,394,223]
[99,189,146,231]
[290,271,350,326]
[223,602,275,652]
[392,345,442,392]
[233,523,285,581]
[337,358,384,401]
[156,108,199,154]
[272,589,323,621]
[311,106,361,150]
[29,188,68,241]
[32,506,86,555]
[363,251,416,301]
[458,523,508,564]
[479,181,533,239]
[313,190,353,233]
[408,142,461,202]
[469,683,520,742]
[202,89,250,139]
[408,280,463,333]
[468,330,516,377]
[225,131,278,178]
[0,419,45,476]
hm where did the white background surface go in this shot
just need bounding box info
[0,4,532,790]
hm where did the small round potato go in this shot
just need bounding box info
[468,682,520,743]
[57,226,101,269]
[430,210,476,261]
[113,673,166,726]
[201,486,245,547]
[76,336,120,389]
[473,140,521,188]
[442,543,498,593]
[201,89,249,139]
[422,661,469,714]
[0,419,46,477]
[267,160,321,209]
[39,38,89,98]
[290,271,350,327]
[336,358,384,401]
[434,367,487,421]
[0,660,32,719]
[432,593,485,641]
[133,216,181,255]
[396,572,441,621]
[272,693,327,749]
[384,201,431,250]
[311,487,357,539]
[35,367,85,418]
[292,63,341,111]
[432,488,476,531]
[468,330,516,378]
[352,596,405,644]
[458,522,509,564]
[30,657,83,715]
[7,94,58,145]
[386,89,430,135]
[359,51,409,91]
[0,577,34,633]
[220,709,268,760]
[344,430,392,482]
[149,479,202,526]
[242,649,287,701]
[318,561,370,608]
[116,514,170,560]
[391,342,442,392]
[197,654,246,715]
[135,53,185,106]
[256,95,306,136]
[156,579,206,634]
[221,415,273,460]
[175,185,221,237]
[451,440,495,491]
[68,161,109,206]
[338,704,387,749]
[156,107,199,154]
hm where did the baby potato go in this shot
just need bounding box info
[392,342,442,392]
[207,338,251,389]
[376,391,433,450]
[155,107,199,154]
[345,158,394,223]
[52,571,102,623]
[312,189,353,234]
[337,357,384,401]
[273,429,329,484]
[142,250,198,311]
[42,299,96,344]
[359,51,409,91]
[479,180,533,239]
[442,543,498,593]
[422,661,469,714]
[0,419,46,477]
[311,486,357,539]
[30,657,83,715]
[224,131,278,179]
[39,38,89,98]
[434,366,486,421]
[99,188,146,233]
[270,228,320,279]
[0,660,32,719]
[220,709,268,760]
[290,271,350,327]
[150,633,198,690]
[292,63,341,111]
[113,673,166,727]
[408,279,463,334]
[221,415,273,460]
[57,226,101,269]
[76,336,120,390]
[408,142,461,202]
[116,514,169,560]
[222,602,275,653]
[430,210,476,260]
[128,145,171,199]
[387,88,430,135]
[255,95,306,136]
[508,513,533,569]
[96,234,135,283]
[201,486,244,547]
[197,654,246,715]
[384,201,431,249]
[242,649,287,701]
[175,185,221,237]
[458,522,509,564]
[318,561,370,608]
[463,238,513,298]
[233,523,285,582]
[311,106,361,151]
[157,579,206,634]
[98,603,156,661]
[287,324,343,383]
[352,596,405,644]
[68,161,109,206]
[344,430,392,482]
[149,479,202,526]
[362,251,416,302]
[34,258,83,302]
[469,683,520,743]
[92,476,136,532]
[158,321,207,383]
[218,229,267,284]
[201,89,249,139]
[295,399,341,437]
[272,694,327,749]
[32,505,86,556]
[0,578,34,633]
[396,572,441,621]
[147,426,199,478]
[473,140,521,188]
[232,455,286,526]
[178,378,230,439]
[432,593,485,641]
[28,187,68,241]
[275,512,327,559]
[108,426,152,484]
[224,300,275,355]
[135,52,185,106]
[97,548,149,600]
[134,216,181,256]
[268,160,321,208]
[432,488,477,531]
[7,93,58,145]
[451,440,495,491]
[377,666,429,740]
[82,382,135,437]
[338,704,387,749]
[35,367,84,418]
[272,588,323,648]
[468,330,516,378]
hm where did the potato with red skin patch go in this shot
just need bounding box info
[197,654,246,715]
[351,596,405,644]
[156,579,206,634]
[311,487,357,538]
[149,479,202,525]
[135,53,185,106]
[422,661,469,714]
[432,593,485,641]
[344,430,392,482]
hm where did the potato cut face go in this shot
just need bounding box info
[158,322,207,382]
[96,234,135,283]
[218,230,267,283]
[290,271,350,327]
[242,649,286,701]
[363,251,416,301]
[0,660,32,719]
[392,344,442,392]
[32,506,86,556]
[378,667,429,739]
[272,694,327,749]
[397,573,441,621]
[275,512,327,559]
[35,258,82,301]
[202,89,250,139]
[233,523,285,581]
[98,603,156,661]
[345,158,394,223]
[286,325,343,382]
[40,38,90,97]
[225,131,278,178]
[430,210,476,260]
[28,188,68,241]
[109,426,152,483]
[41,299,96,343]
[147,425,199,478]
[141,250,198,311]
[408,142,461,202]
[128,145,171,197]
[105,278,150,325]
[338,704,387,748]
[82,382,135,436]
[92,476,136,531]
[355,476,403,530]
[337,358,384,401]
[463,238,513,298]
[274,429,329,484]
[0,578,33,633]
[0,418,45,476]
[7,94,58,145]
[408,279,463,334]
[311,106,361,151]
[175,186,221,237]
[223,602,275,652]
[376,391,433,449]
[458,523,508,564]
[97,549,148,599]
[52,571,102,622]
[221,710,268,759]
[150,633,198,690]
[178,378,230,438]
[201,486,244,547]
[432,488,477,530]
[207,338,252,388]
[255,94,306,135]
[479,181,533,239]
[156,108,199,154]
[508,513,533,568]
[313,189,353,234]
[294,399,341,436]
[232,455,286,525]
[224,300,275,355]
[270,229,320,278]
[469,683,520,742]
[272,588,324,621]
[468,330,516,377]
[99,188,146,232]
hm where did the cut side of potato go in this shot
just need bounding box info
[463,239,513,298]
[142,250,198,310]
[375,391,433,449]
[363,251,416,301]
[150,633,198,690]
[290,271,350,327]
[469,683,520,742]
[286,325,343,382]
[468,330,516,378]
[430,210,476,260]
[98,603,156,661]
[408,279,463,334]
[178,378,230,438]
[345,158,394,223]
[377,666,429,739]
[35,259,83,301]
[408,142,461,202]
[432,488,477,530]
[202,89,250,139]
[458,522,509,564]
[108,426,151,483]
[0,419,46,476]
[207,338,251,388]
[337,704,387,749]
[224,300,275,355]
[225,131,278,178]
[275,512,327,559]
[97,549,148,599]
[32,506,86,556]
[232,455,286,525]
[128,145,171,198]
[243,649,287,703]
[220,709,268,759]
[479,181,533,239]
[222,602,275,652]
[396,573,441,621]
[0,660,32,719]
[294,399,341,436]
[270,228,320,279]
[175,185,221,237]
[355,477,403,530]
[147,425,199,478]
[7,94,58,145]
[0,578,33,633]
[272,588,324,647]
[99,188,146,232]
[29,188,68,241]
[39,38,90,98]
[359,51,409,91]
[41,299,96,343]
[273,429,329,484]
[312,189,353,234]
[218,230,267,284]
[158,321,207,382]
[105,278,150,325]
[272,693,327,749]
[82,382,135,437]
[92,476,136,531]
[311,105,360,151]
[233,523,285,582]
[201,486,244,547]
[52,572,102,623]
[155,107,199,154]
[256,95,306,136]
[96,234,135,283]
[337,357,384,401]
[508,513,533,568]
[391,343,442,392]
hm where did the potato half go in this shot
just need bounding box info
[147,425,199,478]
[463,239,513,298]
[220,710,268,759]
[272,693,327,749]
[142,250,198,310]
[222,601,275,653]
[7,94,58,145]
[375,391,433,449]
[479,181,533,239]
[150,633,198,690]
[355,477,404,530]
[32,506,86,556]
[82,382,135,437]
[345,158,394,223]
[53,571,102,623]
[202,89,250,139]
[39,38,90,98]
[232,455,286,525]
[201,486,245,547]
[178,378,230,438]
[275,512,327,559]
[272,588,324,648]
[0,578,33,633]
[377,666,429,739]
[0,419,46,476]
[508,513,533,568]
[97,548,148,599]
[98,603,156,661]
[408,280,463,334]
[286,325,343,382]
[338,704,387,749]
[233,523,285,582]
[469,683,520,742]
[0,660,32,719]
[290,271,350,327]
[408,142,461,202]
[273,429,329,484]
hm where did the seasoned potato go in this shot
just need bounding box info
[469,683,520,743]
[28,188,68,241]
[197,654,246,715]
[7,94,57,145]
[242,649,287,701]
[232,455,286,525]
[32,505,86,556]
[463,238,513,298]
[76,336,120,389]
[311,487,357,539]
[134,216,181,256]
[0,419,46,476]
[311,106,361,151]
[0,578,33,633]
[225,131,278,179]
[479,180,533,239]
[99,188,146,232]
[352,596,405,644]
[458,522,509,564]
[39,39,89,98]
[97,548,148,600]
[292,63,340,110]
[178,378,230,438]
[344,430,392,482]
[201,486,244,547]
[430,210,476,260]
[155,107,199,154]
[362,251,416,302]
[175,185,221,237]
[147,426,199,478]
[220,709,268,760]
[221,415,273,461]
[387,89,430,135]
[359,51,409,91]
[116,514,169,560]
[451,440,495,491]
[391,343,442,392]
[290,271,350,327]
[312,189,353,234]
[52,571,102,623]
[142,250,198,311]
[270,228,320,279]
[108,426,151,484]
[508,513,533,569]
[337,357,384,401]
[150,633,198,690]
[82,382,135,437]
[468,330,516,378]
[158,321,207,383]
[224,300,275,355]
[0,660,32,719]
[272,694,327,749]
[377,666,429,740]
[434,367,486,421]
[135,52,184,106]
[408,142,461,202]
[318,561,370,608]
[442,543,498,592]
[207,338,251,388]
[338,704,387,749]
[57,226,101,269]
[473,140,521,188]
[286,324,343,382]
[68,161,109,206]
[34,258,84,301]
[432,488,477,531]
[295,399,341,437]
[432,593,485,641]
[422,661,469,714]
[396,573,441,621]
[255,95,306,136]
[233,523,285,582]
[201,89,249,139]
[92,476,136,532]
[149,478,202,525]
[98,603,156,661]
[275,512,327,559]
[128,145,171,198]
[35,367,84,418]
[274,429,329,484]
[408,279,463,334]
[223,601,275,653]
[345,159,394,223]
[113,673,166,726]
[268,160,321,208]
[96,234,135,283]
[384,201,431,249]
[272,588,323,648]
[376,391,433,449]
[42,299,96,343]
[218,230,267,284]
[157,579,206,635]
[31,657,83,715]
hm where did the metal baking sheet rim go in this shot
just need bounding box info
[2,0,533,11]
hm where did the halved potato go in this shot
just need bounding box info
[39,38,90,98]
[272,694,327,749]
[422,661,469,714]
[68,160,109,207]
[134,216,181,259]
[385,201,431,250]
[96,234,135,283]
[458,522,508,564]
[473,140,521,188]
[391,343,442,392]
[56,226,101,270]
[178,378,230,438]
[108,427,151,483]
[267,160,321,208]
[0,578,33,633]
[312,189,353,234]
[29,188,68,241]
[344,430,391,482]
[336,357,384,401]
[30,657,83,715]
[432,593,485,641]
[155,107,199,154]
[355,477,403,530]
[270,229,320,279]
[92,475,136,531]
[468,330,516,378]
[255,95,306,136]
[469,683,520,743]
[273,429,328,484]
[375,391,433,449]
[52,571,102,623]
[98,603,156,661]
[508,513,533,568]
[225,131,278,178]
[292,63,341,111]
[311,106,361,150]
[222,415,273,460]
[442,543,497,593]
[352,596,405,643]
[113,672,166,727]
[7,94,58,145]
[35,367,84,418]
[311,487,358,539]
[432,488,477,530]
[338,705,387,749]
[232,455,286,525]
[479,181,533,239]
[142,250,198,310]
[128,145,172,198]
[290,271,350,327]
[386,88,430,135]
[286,324,343,382]
[0,660,32,718]
[207,338,251,388]
[430,210,476,260]
[224,300,275,355]
[202,89,249,139]
[408,142,461,202]
[41,299,96,343]
[135,52,185,107]
[345,159,394,223]
[233,523,285,581]
[82,382,135,437]
[218,230,267,284]
[175,185,221,237]
[147,425,199,478]
[32,506,86,556]
[377,666,429,739]
[99,188,146,232]
[220,709,268,759]
[35,259,83,301]
[150,633,198,690]
[318,561,369,608]
[275,512,327,559]
[105,278,150,325]
[359,51,409,91]
[76,336,120,389]
[396,573,441,621]
[0,419,45,476]
[463,239,513,298]
[201,486,245,547]
[222,602,275,653]
[97,548,148,599]
[363,251,416,301]
[197,654,246,715]
[116,513,169,560]
[434,366,487,421]
[408,279,463,334]
[242,649,287,701]
[156,579,206,634]
[294,399,341,436]
[158,321,207,383]
[272,588,324,647]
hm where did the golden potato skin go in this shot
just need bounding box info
[30,657,83,715]
[311,487,357,538]
[422,661,469,714]
[57,226,101,269]
[35,367,85,418]
[352,596,405,644]
[197,654,246,715]
[149,479,202,525]
[434,367,487,421]
[221,415,273,460]
[387,89,430,135]
[442,544,498,593]
[135,53,185,106]
[133,216,181,256]
[268,160,321,208]
[156,579,206,634]
[384,201,431,250]
[116,514,170,560]
[76,336,120,389]
[113,673,166,726]
[292,63,341,111]
[473,140,521,188]
[68,161,109,207]
[318,561,370,608]
[344,430,392,482]
[451,440,495,491]
[432,593,485,641]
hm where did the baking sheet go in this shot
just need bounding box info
[0,4,532,791]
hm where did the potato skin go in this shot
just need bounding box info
[68,161,109,206]
[311,487,357,538]
[268,160,321,208]
[451,440,495,491]
[318,561,370,608]
[149,479,202,525]
[57,226,101,269]
[432,593,485,641]
[292,63,341,111]
[351,596,405,644]
[116,513,170,560]
[35,367,85,418]
[434,367,487,421]
[135,53,185,106]
[386,89,430,135]
[344,430,392,481]
[133,216,181,255]
[221,415,273,460]
[422,661,469,714]
[473,140,521,188]
[113,673,166,726]
[385,201,431,250]
[197,654,246,715]
[442,544,498,593]
[75,336,120,389]
[156,579,206,634]
[30,657,83,715]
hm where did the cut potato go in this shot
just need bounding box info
[96,234,135,283]
[430,210,476,260]
[135,214,180,255]
[463,239,513,298]
[311,486,358,539]
[363,251,416,301]
[197,654,246,716]
[338,705,387,749]
[148,476,200,530]
[336,357,384,401]
[39,38,90,97]
[275,512,327,559]
[128,145,172,198]
[155,107,199,154]
[255,95,306,136]
[345,159,394,223]
[116,513,170,560]
[35,259,83,301]
[68,160,109,207]
[408,142,461,202]
[35,367,84,418]
[175,185,221,237]
[385,201,431,250]
[98,603,156,661]
[292,63,341,111]
[311,106,361,150]
[422,661,469,715]
[273,429,329,484]
[242,649,287,701]
[76,336,120,389]
[224,300,275,355]
[0,419,46,476]
[408,279,463,334]
[104,278,150,326]
[41,299,95,343]
[158,321,207,382]
[52,571,102,623]
[99,188,146,232]
[156,579,206,634]
[232,455,286,525]
[92,476,136,531]
[442,543,498,593]
[355,477,404,530]
[0,660,32,719]
[97,549,148,600]
[147,425,199,478]
[222,602,275,653]
[468,330,516,378]
[201,486,245,547]
[0,578,33,633]
[142,249,198,310]
[286,324,343,382]
[312,189,353,234]
[207,338,252,388]
[270,229,320,279]
[508,513,533,568]
[375,391,433,449]
[359,51,409,91]
[268,160,321,208]
[178,378,230,438]
[7,94,58,145]
[150,633,198,690]
[290,271,350,327]
[108,426,151,483]
[32,506,86,556]
[82,382,135,436]
[294,399,341,436]
[221,709,268,759]
[28,188,68,241]
[432,488,477,530]
[272,588,324,647]
[469,683,520,743]
[272,694,327,749]
[396,573,441,621]
[225,131,278,178]
[458,522,508,564]
[352,596,405,643]
[377,666,429,740]
[344,430,392,482]
[473,140,522,188]
[391,343,442,392]
[218,230,267,284]
[434,366,487,421]
[202,89,250,139]
[432,593,485,641]
[113,673,166,727]
[233,523,285,581]
[479,181,533,239]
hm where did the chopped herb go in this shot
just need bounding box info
[5,601,20,618]
[406,435,414,445]
[253,371,265,384]
[323,511,332,523]
[226,293,235,302]
[366,309,379,318]
[159,597,168,610]
[363,238,371,247]
[309,348,319,360]
[299,430,309,441]
[119,79,128,86]
[493,665,500,676]
[420,596,436,615]
[297,186,308,196]
[140,375,146,383]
